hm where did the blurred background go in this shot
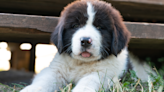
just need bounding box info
[0,0,164,86]
[0,42,57,73]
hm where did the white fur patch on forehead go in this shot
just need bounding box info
[71,2,102,62]
[87,2,95,25]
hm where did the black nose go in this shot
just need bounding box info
[81,37,92,48]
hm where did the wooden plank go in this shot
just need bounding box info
[107,0,164,22]
[0,14,164,43]
[129,39,164,50]
[0,0,163,22]
[29,43,37,72]
[0,27,50,43]
[125,22,164,39]
[8,43,30,71]
[0,13,58,32]
[0,0,72,16]
[109,0,164,5]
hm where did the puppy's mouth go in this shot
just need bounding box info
[80,51,92,58]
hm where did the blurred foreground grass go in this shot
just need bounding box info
[0,68,163,92]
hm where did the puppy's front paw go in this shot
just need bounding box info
[20,85,45,92]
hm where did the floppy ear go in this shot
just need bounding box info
[51,20,64,54]
[111,10,131,56]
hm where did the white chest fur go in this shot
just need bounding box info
[49,48,128,84]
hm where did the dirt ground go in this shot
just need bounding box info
[0,69,34,86]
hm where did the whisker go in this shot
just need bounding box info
[63,43,71,49]
[100,48,106,59]
[65,46,72,54]
[101,45,110,52]
[100,47,110,58]
[101,49,105,58]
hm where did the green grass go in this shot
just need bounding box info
[0,68,163,92]
[59,68,164,92]
[0,83,21,92]
[111,68,164,92]
[0,82,27,92]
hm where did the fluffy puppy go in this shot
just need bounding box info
[21,0,151,92]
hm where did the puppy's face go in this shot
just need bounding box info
[51,0,130,62]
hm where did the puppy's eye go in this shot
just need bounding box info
[72,24,79,29]
[96,26,102,30]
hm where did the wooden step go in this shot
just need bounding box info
[0,0,164,22]
[108,0,164,22]
[0,13,164,43]
[109,0,164,5]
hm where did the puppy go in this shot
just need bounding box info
[21,0,152,92]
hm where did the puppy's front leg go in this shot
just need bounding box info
[20,67,66,92]
[72,73,101,92]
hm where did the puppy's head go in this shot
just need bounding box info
[51,0,130,62]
